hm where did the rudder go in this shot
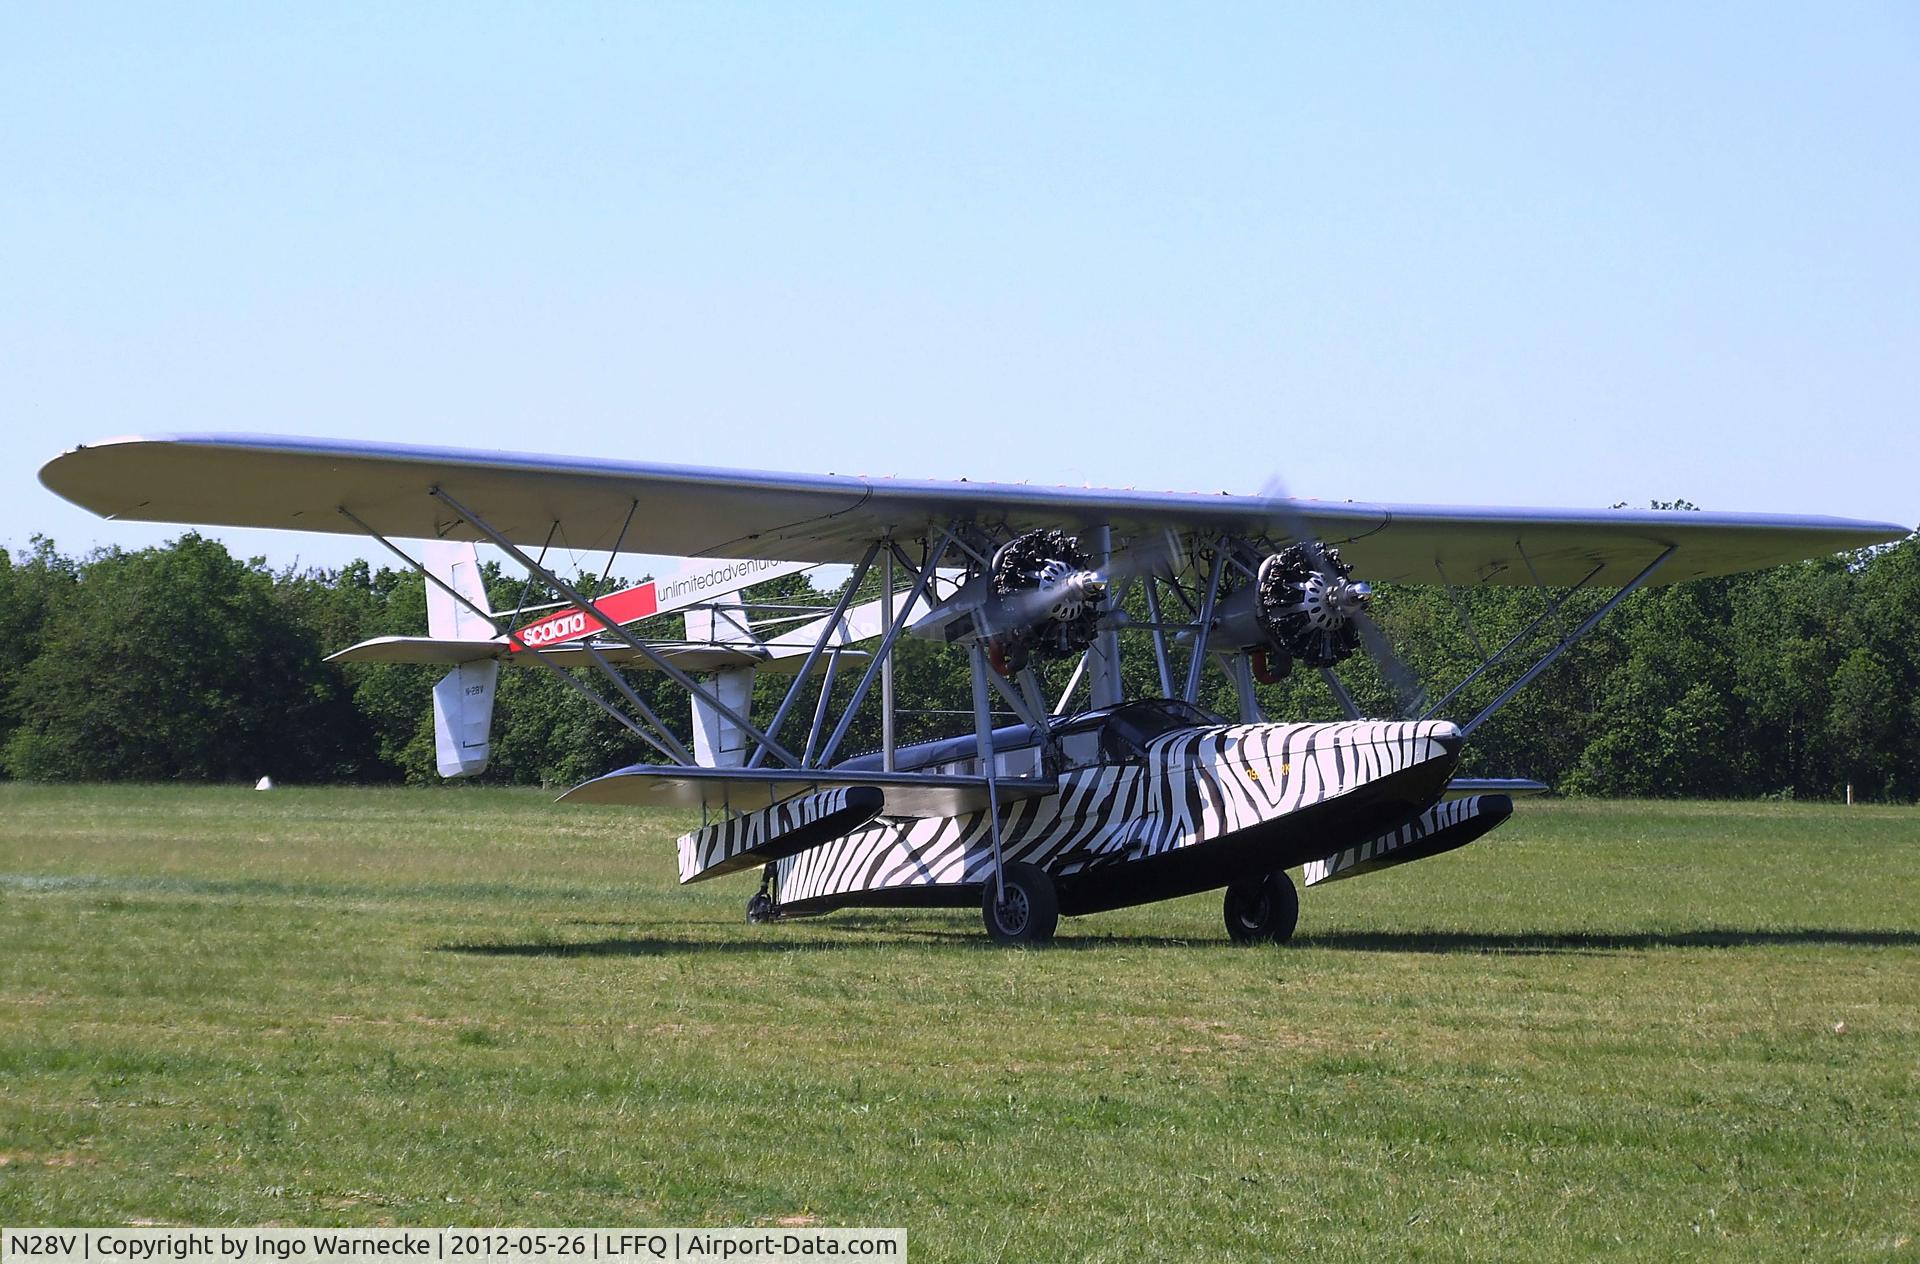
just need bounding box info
[424,541,499,777]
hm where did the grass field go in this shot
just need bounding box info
[1,785,1916,1261]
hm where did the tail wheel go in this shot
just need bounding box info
[1223,869,1299,944]
[982,863,1060,945]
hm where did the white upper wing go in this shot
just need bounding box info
[40,433,1909,587]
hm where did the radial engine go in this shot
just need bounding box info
[909,528,1108,673]
[1209,542,1372,682]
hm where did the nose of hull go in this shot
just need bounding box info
[1070,718,1471,915]
[1357,718,1465,770]
[1171,718,1465,805]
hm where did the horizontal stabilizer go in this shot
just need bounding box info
[328,635,857,675]
[677,787,885,884]
[1304,794,1512,886]
[329,636,505,665]
[560,763,1057,818]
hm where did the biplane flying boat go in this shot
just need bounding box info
[39,435,1909,943]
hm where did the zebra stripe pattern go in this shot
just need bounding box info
[678,786,879,884]
[1302,793,1506,886]
[775,719,1460,908]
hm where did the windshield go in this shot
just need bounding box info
[1102,699,1222,756]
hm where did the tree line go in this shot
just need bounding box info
[2,527,1915,800]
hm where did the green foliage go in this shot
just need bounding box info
[274,557,434,781]
[0,538,80,752]
[1,535,367,782]
[2,530,1917,798]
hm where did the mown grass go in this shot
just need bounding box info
[1,784,1916,1261]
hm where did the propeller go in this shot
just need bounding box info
[980,527,1187,671]
[1246,473,1429,718]
[994,528,1180,626]
[952,505,1420,718]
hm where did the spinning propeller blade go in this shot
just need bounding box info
[993,528,1179,631]
[1251,474,1429,718]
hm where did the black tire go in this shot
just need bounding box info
[745,892,775,924]
[982,863,1060,945]
[1223,869,1299,944]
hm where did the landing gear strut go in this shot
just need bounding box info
[745,866,776,924]
[1223,869,1299,944]
[982,863,1059,945]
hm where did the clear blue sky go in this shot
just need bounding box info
[4,3,1915,571]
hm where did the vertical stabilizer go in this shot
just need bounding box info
[423,541,499,777]
[687,601,757,768]
[425,540,495,640]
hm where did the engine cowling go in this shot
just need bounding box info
[904,528,1110,672]
[986,529,1108,671]
[1212,543,1371,676]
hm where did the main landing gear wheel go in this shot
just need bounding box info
[745,891,775,924]
[1223,870,1299,944]
[982,863,1059,945]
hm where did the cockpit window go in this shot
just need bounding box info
[1046,698,1225,769]
[1098,699,1223,761]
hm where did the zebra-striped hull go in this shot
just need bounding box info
[773,719,1463,916]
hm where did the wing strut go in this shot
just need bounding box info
[1052,653,1090,716]
[1459,545,1675,737]
[1432,559,1489,659]
[336,507,693,764]
[967,641,1010,905]
[1142,579,1175,697]
[1319,667,1362,720]
[801,650,848,766]
[1181,543,1229,704]
[1420,560,1606,720]
[746,540,880,768]
[813,530,953,768]
[429,485,805,769]
[880,544,897,772]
